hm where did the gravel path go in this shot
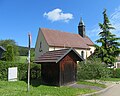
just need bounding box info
[69,83,103,91]
[99,83,120,96]
[68,81,120,96]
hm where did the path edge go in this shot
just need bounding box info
[80,84,116,96]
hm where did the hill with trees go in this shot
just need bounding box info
[0,39,35,61]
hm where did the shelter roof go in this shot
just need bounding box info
[35,48,84,63]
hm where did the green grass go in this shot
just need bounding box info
[0,81,95,96]
[17,56,27,63]
[77,81,106,88]
[100,78,120,82]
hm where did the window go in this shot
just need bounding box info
[81,51,84,58]
[39,42,42,52]
[90,51,92,54]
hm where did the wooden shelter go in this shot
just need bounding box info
[35,48,84,86]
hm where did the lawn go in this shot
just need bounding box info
[0,80,96,96]
[17,56,27,63]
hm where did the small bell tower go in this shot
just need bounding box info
[78,17,86,37]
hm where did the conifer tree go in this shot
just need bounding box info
[0,39,19,61]
[96,9,120,65]
[5,45,15,61]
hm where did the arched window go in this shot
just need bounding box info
[81,51,84,58]
[90,51,92,54]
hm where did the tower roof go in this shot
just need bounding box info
[79,17,85,26]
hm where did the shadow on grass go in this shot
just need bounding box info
[23,78,60,87]
[23,79,42,87]
[30,79,42,87]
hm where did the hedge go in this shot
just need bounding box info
[104,68,120,78]
[0,61,41,81]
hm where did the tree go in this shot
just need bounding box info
[96,9,120,65]
[5,45,15,61]
[0,39,19,61]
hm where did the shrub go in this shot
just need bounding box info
[77,58,110,80]
[106,68,114,78]
[113,68,120,78]
[0,61,41,81]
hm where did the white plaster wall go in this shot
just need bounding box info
[87,46,95,57]
[49,47,66,51]
[35,29,49,60]
[75,49,87,59]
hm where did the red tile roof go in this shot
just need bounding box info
[83,36,94,46]
[35,48,84,63]
[40,28,94,49]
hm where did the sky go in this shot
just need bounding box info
[0,0,120,47]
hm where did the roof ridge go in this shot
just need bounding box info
[41,28,78,35]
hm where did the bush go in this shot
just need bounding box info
[0,61,41,81]
[77,58,111,80]
[113,68,120,78]
[106,68,114,78]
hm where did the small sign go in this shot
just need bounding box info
[8,67,17,81]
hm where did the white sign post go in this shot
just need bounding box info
[8,67,17,81]
[27,33,31,91]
